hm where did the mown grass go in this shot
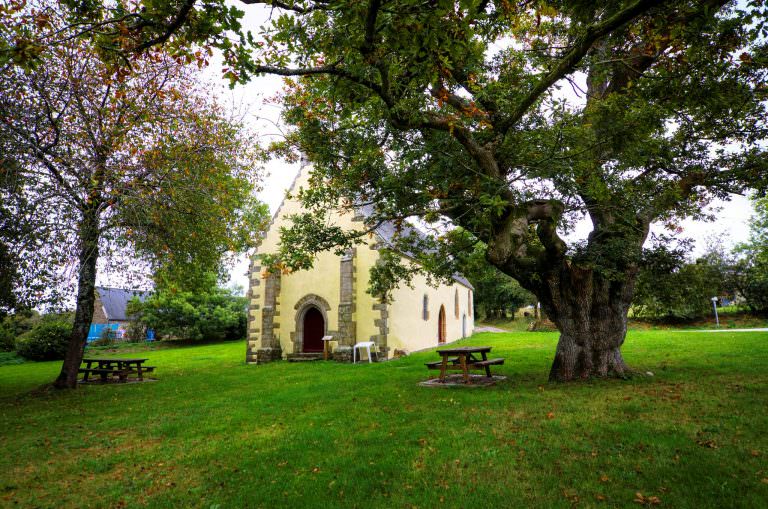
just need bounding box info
[1,330,767,509]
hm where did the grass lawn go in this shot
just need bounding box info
[1,331,767,509]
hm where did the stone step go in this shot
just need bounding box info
[286,353,324,362]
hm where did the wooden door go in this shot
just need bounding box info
[438,305,446,344]
[302,307,325,352]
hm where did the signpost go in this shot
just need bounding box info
[711,296,720,327]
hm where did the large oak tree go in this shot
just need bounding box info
[233,0,768,380]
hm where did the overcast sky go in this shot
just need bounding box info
[202,2,756,291]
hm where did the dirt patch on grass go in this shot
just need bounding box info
[419,374,507,387]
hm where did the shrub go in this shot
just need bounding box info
[89,328,115,347]
[131,286,246,341]
[0,323,15,352]
[124,321,147,343]
[15,321,72,361]
[0,310,41,348]
[633,248,724,322]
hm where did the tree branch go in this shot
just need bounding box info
[502,0,664,131]
[135,0,197,52]
[241,0,330,14]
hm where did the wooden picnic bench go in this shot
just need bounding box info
[79,358,155,383]
[425,346,504,383]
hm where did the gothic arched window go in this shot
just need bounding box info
[454,289,460,318]
[468,290,473,317]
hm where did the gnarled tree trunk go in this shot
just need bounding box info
[541,264,638,382]
[54,206,100,389]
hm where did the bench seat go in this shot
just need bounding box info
[425,358,459,369]
[78,368,128,374]
[471,358,504,367]
[78,368,129,381]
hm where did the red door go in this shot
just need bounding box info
[303,307,325,352]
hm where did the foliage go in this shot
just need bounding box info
[0,310,42,351]
[632,236,735,322]
[245,0,768,294]
[129,283,247,341]
[733,196,768,314]
[89,327,116,348]
[228,0,768,378]
[0,324,15,352]
[0,3,268,386]
[124,320,148,343]
[1,331,768,507]
[0,0,254,84]
[457,241,534,320]
[0,154,60,313]
[633,256,724,323]
[0,351,24,366]
[15,321,72,361]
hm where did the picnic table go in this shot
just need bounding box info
[79,357,155,383]
[425,346,504,383]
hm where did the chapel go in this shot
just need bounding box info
[246,161,474,363]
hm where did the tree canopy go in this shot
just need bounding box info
[733,196,768,314]
[231,0,768,380]
[3,1,767,381]
[0,3,268,387]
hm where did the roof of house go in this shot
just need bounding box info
[357,204,474,290]
[96,287,151,321]
[271,162,474,290]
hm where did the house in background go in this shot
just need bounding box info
[88,287,151,341]
[246,162,474,364]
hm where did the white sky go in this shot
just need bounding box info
[206,2,755,291]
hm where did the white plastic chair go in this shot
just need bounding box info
[353,341,376,363]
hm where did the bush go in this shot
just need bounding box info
[124,321,147,343]
[0,323,15,352]
[633,248,724,322]
[15,321,72,361]
[0,310,41,351]
[130,286,246,341]
[89,328,115,347]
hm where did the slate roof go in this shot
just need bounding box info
[357,204,474,290]
[96,287,151,321]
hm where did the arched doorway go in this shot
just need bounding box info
[302,307,325,352]
[438,305,446,344]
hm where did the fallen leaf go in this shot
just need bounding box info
[546,412,555,419]
[600,475,609,482]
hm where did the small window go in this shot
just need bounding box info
[468,290,473,317]
[422,294,429,321]
[454,289,459,318]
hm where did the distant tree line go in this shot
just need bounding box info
[461,196,768,325]
[633,196,768,322]
[127,278,247,343]
[1,281,248,361]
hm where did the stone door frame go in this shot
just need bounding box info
[292,294,331,354]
